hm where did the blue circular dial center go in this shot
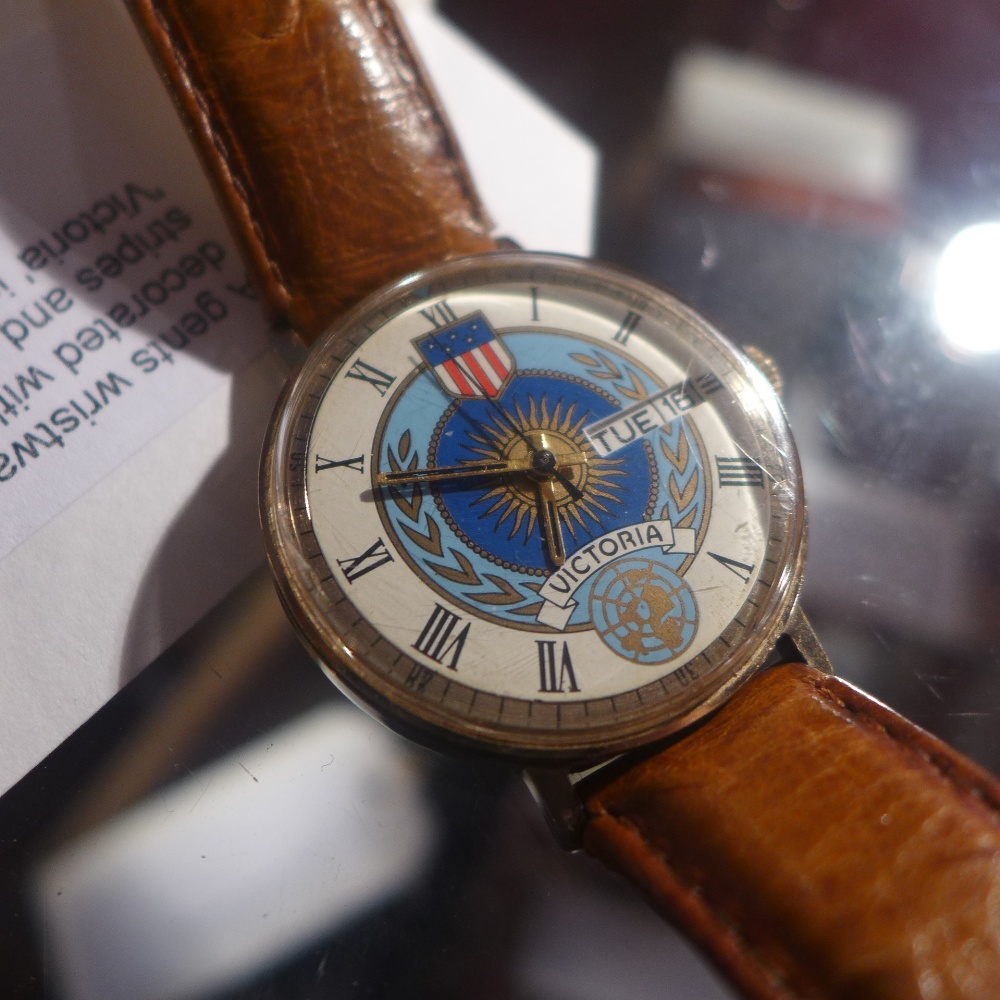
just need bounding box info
[376,328,709,646]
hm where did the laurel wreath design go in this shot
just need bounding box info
[660,430,701,531]
[569,349,704,533]
[384,354,706,621]
[570,350,646,400]
[386,429,545,617]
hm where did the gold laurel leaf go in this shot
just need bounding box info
[618,367,646,400]
[676,507,697,529]
[670,468,699,511]
[474,574,529,606]
[430,548,480,586]
[389,482,422,521]
[507,602,545,617]
[569,351,599,369]
[595,352,622,379]
[659,432,689,473]
[400,515,442,557]
[570,351,621,381]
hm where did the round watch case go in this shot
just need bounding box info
[261,251,806,763]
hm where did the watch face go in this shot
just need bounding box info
[262,252,805,760]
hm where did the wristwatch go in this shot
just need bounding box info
[127,2,1000,998]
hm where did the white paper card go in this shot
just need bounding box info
[0,21,271,561]
[0,0,598,796]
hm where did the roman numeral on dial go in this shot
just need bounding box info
[420,300,459,328]
[345,359,396,396]
[613,310,641,344]
[405,663,435,693]
[315,454,364,474]
[337,537,394,583]
[715,456,764,487]
[537,640,580,693]
[696,372,724,396]
[412,604,470,670]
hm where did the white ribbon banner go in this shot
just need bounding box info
[536,519,696,629]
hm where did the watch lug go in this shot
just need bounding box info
[523,767,588,851]
[771,606,835,676]
[525,609,831,851]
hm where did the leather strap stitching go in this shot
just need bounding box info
[587,665,1000,999]
[366,0,492,235]
[804,671,1000,823]
[588,803,801,1000]
[144,0,293,305]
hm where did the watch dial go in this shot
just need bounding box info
[263,253,805,759]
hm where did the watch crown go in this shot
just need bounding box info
[742,345,784,398]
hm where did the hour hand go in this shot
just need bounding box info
[375,450,589,487]
[535,477,567,566]
[376,457,531,486]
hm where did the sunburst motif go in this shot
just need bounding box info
[464,396,628,544]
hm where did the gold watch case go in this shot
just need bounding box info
[261,252,806,763]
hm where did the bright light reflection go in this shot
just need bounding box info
[934,222,1000,356]
[33,705,436,1000]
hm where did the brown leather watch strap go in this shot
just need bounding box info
[584,662,1000,1000]
[128,0,497,343]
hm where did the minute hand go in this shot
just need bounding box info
[376,452,589,487]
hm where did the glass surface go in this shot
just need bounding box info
[265,254,803,758]
[5,2,1000,998]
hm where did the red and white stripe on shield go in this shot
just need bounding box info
[415,312,517,399]
[436,340,512,398]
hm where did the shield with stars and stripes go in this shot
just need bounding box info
[414,312,515,399]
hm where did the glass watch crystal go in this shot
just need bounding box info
[262,252,805,759]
